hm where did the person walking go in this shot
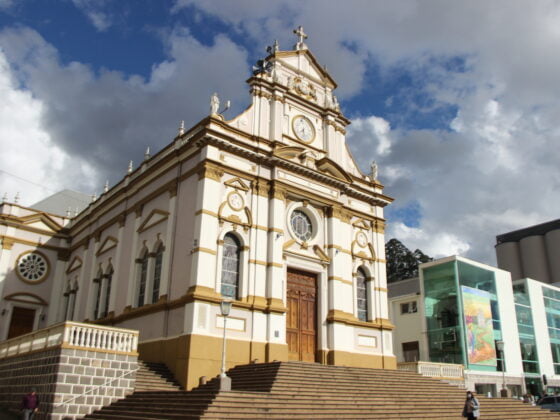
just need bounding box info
[462,391,480,420]
[21,388,39,420]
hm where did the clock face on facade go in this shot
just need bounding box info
[228,191,244,211]
[292,116,315,143]
[356,231,368,248]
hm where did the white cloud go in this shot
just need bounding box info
[174,0,560,264]
[3,1,560,267]
[0,25,250,206]
[0,49,98,206]
[71,0,112,31]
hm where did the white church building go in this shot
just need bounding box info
[0,28,395,390]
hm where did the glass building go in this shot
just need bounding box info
[390,256,560,397]
[419,256,525,396]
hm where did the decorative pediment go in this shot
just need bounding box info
[352,219,371,230]
[66,256,83,274]
[96,236,118,256]
[4,292,48,306]
[224,177,250,192]
[315,157,352,183]
[313,245,331,263]
[19,213,63,233]
[275,49,337,89]
[273,145,307,160]
[137,209,169,233]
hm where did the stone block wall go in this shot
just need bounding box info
[0,346,137,419]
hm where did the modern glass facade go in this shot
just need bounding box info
[543,286,560,375]
[423,259,502,371]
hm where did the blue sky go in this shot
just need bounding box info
[1,1,559,264]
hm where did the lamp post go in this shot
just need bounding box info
[219,299,232,391]
[496,340,507,397]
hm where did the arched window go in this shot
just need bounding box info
[63,280,78,321]
[68,281,78,320]
[62,281,71,321]
[93,269,103,320]
[102,266,113,318]
[137,250,149,307]
[152,244,164,304]
[356,267,368,322]
[221,233,240,299]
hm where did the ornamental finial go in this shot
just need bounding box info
[144,147,151,161]
[104,180,109,193]
[370,160,378,181]
[127,160,133,174]
[1,192,7,202]
[178,120,185,136]
[14,192,20,204]
[293,26,308,50]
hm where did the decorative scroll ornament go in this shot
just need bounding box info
[288,76,317,102]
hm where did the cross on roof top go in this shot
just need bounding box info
[293,25,308,50]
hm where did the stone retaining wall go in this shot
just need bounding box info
[0,321,139,420]
[0,346,137,419]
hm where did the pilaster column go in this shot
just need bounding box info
[47,255,69,324]
[0,238,14,303]
[266,184,285,302]
[84,238,101,319]
[125,208,143,308]
[270,91,284,141]
[265,183,286,346]
[189,162,222,290]
[108,216,126,314]
[159,185,178,299]
[326,206,353,314]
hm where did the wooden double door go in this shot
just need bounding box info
[7,306,36,339]
[286,268,317,362]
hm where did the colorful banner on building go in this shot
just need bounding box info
[461,286,497,366]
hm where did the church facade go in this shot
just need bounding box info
[0,29,395,389]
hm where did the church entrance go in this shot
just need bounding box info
[7,306,36,339]
[286,268,317,362]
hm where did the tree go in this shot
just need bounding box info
[385,238,433,283]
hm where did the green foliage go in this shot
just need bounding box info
[386,238,432,283]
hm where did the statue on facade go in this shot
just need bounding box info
[210,92,220,115]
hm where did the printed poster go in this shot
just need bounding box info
[461,285,497,366]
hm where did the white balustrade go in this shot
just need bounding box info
[0,321,138,359]
[397,361,464,379]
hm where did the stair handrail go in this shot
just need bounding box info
[53,365,140,408]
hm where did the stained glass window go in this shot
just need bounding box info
[221,234,240,298]
[357,267,368,321]
[152,245,163,304]
[291,210,313,241]
[137,252,148,307]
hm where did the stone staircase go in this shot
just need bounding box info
[134,361,183,392]
[84,361,559,419]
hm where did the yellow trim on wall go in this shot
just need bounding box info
[327,309,395,330]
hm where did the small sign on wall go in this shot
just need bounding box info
[216,315,246,332]
[357,334,377,348]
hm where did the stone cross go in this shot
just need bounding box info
[293,26,308,50]
[370,160,378,181]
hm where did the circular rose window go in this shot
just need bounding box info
[17,252,49,283]
[290,209,313,241]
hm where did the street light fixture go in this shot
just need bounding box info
[496,340,507,397]
[219,299,232,391]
